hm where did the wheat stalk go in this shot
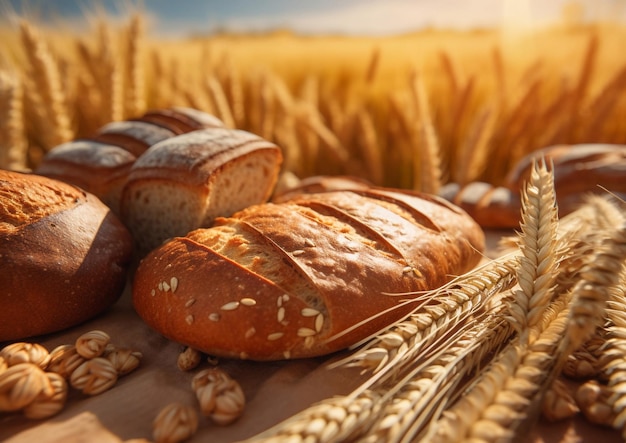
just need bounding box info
[508,159,559,344]
[0,69,27,170]
[18,19,73,150]
[409,68,443,194]
[123,14,145,118]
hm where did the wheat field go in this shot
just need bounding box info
[1,11,626,442]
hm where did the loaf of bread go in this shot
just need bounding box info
[0,170,133,341]
[132,187,485,361]
[121,127,283,255]
[36,107,224,216]
[440,144,626,228]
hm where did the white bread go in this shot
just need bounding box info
[132,187,485,361]
[121,127,283,255]
[0,170,133,341]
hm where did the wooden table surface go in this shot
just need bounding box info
[1,231,622,443]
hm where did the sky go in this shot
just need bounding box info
[4,0,625,37]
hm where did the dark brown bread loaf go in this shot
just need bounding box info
[440,144,626,228]
[132,188,485,361]
[0,170,133,341]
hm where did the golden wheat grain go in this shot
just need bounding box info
[18,20,73,150]
[568,33,598,143]
[409,69,442,194]
[123,14,145,118]
[205,75,236,128]
[0,69,27,170]
[244,391,382,443]
[95,20,123,123]
[355,108,384,184]
[510,159,559,343]
[337,254,518,381]
[565,221,626,354]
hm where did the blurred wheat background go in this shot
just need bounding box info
[1,3,625,193]
[2,3,626,442]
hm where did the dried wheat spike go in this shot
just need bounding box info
[364,315,512,443]
[599,267,626,438]
[510,159,559,344]
[18,20,73,150]
[432,292,571,442]
[244,391,381,443]
[567,221,626,353]
[338,254,518,380]
[0,70,27,170]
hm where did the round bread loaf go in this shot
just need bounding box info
[133,187,485,361]
[0,170,133,341]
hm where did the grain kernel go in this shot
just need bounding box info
[220,301,240,311]
[170,277,179,293]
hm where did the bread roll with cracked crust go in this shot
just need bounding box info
[0,170,133,341]
[121,127,283,255]
[133,188,484,361]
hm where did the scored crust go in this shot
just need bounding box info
[133,188,485,360]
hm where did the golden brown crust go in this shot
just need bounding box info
[133,189,485,361]
[0,170,84,232]
[0,171,133,341]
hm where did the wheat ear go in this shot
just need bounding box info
[123,14,145,118]
[409,68,443,194]
[242,390,382,443]
[0,69,27,170]
[335,254,518,383]
[18,19,73,150]
[590,229,626,438]
[509,159,559,344]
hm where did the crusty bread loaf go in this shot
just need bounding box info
[35,140,136,216]
[121,127,283,255]
[0,170,133,341]
[36,108,225,217]
[440,144,626,228]
[132,187,484,361]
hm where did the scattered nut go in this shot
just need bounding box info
[153,402,198,443]
[70,357,118,395]
[106,348,143,376]
[575,380,615,426]
[177,347,201,372]
[75,330,111,359]
[541,378,579,421]
[0,363,48,412]
[0,342,51,369]
[23,371,68,419]
[47,345,86,379]
[192,368,245,425]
